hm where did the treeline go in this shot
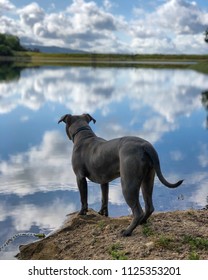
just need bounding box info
[0,33,26,56]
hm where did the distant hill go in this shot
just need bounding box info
[24,44,87,54]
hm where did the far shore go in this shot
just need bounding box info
[0,52,208,73]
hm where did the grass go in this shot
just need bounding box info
[156,236,175,250]
[142,222,154,237]
[183,235,208,250]
[189,60,208,74]
[13,52,208,61]
[188,252,200,260]
[183,235,208,260]
[108,243,128,260]
[152,233,208,260]
[97,221,106,230]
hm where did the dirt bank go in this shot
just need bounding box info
[16,209,208,260]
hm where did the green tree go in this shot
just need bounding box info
[0,33,26,55]
[0,34,5,44]
[5,34,25,51]
[0,44,13,56]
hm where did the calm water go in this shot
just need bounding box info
[0,65,207,259]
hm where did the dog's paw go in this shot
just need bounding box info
[98,208,108,217]
[139,218,147,225]
[120,229,132,237]
[78,209,87,215]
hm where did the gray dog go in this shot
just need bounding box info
[58,113,183,236]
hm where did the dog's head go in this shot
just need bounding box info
[58,113,96,141]
[58,113,96,125]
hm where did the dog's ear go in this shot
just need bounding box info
[83,113,96,124]
[58,114,71,124]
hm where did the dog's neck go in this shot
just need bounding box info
[71,126,92,142]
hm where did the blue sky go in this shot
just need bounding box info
[0,0,208,53]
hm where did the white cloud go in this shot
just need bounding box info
[13,0,126,51]
[198,144,208,168]
[0,198,77,259]
[188,171,208,207]
[18,2,45,27]
[0,67,208,144]
[0,198,76,231]
[141,116,178,143]
[0,130,77,196]
[130,0,208,54]
[12,200,76,231]
[0,67,117,114]
[109,183,125,205]
[125,68,208,124]
[103,0,114,11]
[154,0,205,34]
[170,150,184,161]
[67,0,118,31]
[0,0,14,11]
[0,0,207,53]
[20,115,29,122]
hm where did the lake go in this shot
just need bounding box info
[0,65,207,259]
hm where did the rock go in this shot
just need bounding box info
[145,241,155,250]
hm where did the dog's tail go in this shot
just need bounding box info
[144,144,183,188]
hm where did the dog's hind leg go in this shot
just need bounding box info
[98,183,109,216]
[121,178,144,236]
[140,168,155,224]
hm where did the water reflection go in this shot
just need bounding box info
[0,66,207,259]
[0,61,22,82]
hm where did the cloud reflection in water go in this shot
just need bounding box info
[0,67,207,259]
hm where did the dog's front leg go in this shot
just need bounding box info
[98,183,109,217]
[77,177,88,215]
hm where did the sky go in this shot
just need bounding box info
[0,0,208,53]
